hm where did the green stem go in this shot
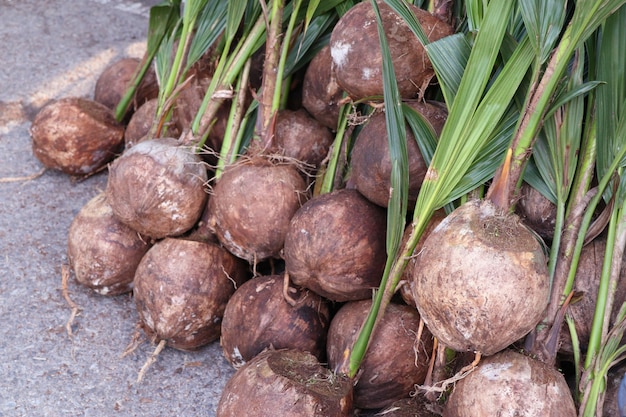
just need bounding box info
[319,101,350,195]
[193,15,266,146]
[215,58,252,178]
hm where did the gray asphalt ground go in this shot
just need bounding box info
[0,1,234,416]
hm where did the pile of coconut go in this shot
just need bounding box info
[29,1,626,416]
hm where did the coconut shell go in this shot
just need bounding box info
[350,101,447,208]
[216,349,353,417]
[171,76,230,157]
[515,182,557,241]
[208,157,309,263]
[327,300,433,410]
[30,97,125,175]
[558,235,626,355]
[411,199,550,356]
[67,192,151,295]
[283,188,387,302]
[302,44,344,130]
[330,1,453,101]
[220,274,331,368]
[399,209,447,307]
[94,57,158,119]
[123,98,157,148]
[377,397,440,417]
[105,137,208,239]
[133,237,249,350]
[444,349,576,417]
[273,109,334,170]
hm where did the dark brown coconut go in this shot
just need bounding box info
[376,396,440,417]
[302,44,344,130]
[411,199,550,356]
[208,157,308,263]
[216,349,353,417]
[30,97,125,175]
[444,349,576,417]
[94,57,158,118]
[220,274,331,368]
[105,137,208,239]
[67,192,151,295]
[327,300,433,410]
[350,101,447,208]
[284,188,387,302]
[273,108,334,170]
[133,237,249,350]
[515,182,557,241]
[558,235,626,355]
[601,361,626,417]
[171,76,231,157]
[329,1,453,101]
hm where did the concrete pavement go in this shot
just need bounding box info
[0,1,234,416]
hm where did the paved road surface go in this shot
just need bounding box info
[0,1,234,416]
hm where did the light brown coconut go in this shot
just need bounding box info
[283,188,387,302]
[411,199,550,356]
[105,137,208,239]
[133,237,249,350]
[67,192,151,295]
[220,274,331,368]
[444,349,576,417]
[326,300,434,410]
[399,209,447,307]
[208,156,309,263]
[350,101,447,208]
[302,44,344,130]
[329,1,453,101]
[30,97,125,176]
[272,108,334,171]
[216,349,353,417]
[94,57,158,119]
[123,98,158,148]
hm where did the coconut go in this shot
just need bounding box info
[329,1,453,101]
[133,237,249,350]
[283,188,387,302]
[327,300,433,410]
[350,101,447,208]
[67,192,151,295]
[94,57,159,119]
[411,199,550,356]
[220,274,331,368]
[105,137,208,239]
[376,396,440,417]
[302,44,344,130]
[123,98,158,149]
[216,349,353,417]
[444,349,576,416]
[273,108,334,171]
[30,97,125,176]
[515,182,557,241]
[208,156,308,263]
[171,76,231,159]
[558,235,626,355]
[399,209,447,307]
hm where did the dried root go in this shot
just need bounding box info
[61,264,81,337]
